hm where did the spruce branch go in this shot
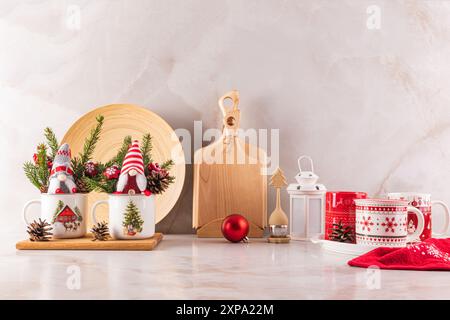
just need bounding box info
[70,115,105,186]
[23,162,42,190]
[83,177,106,193]
[36,143,50,192]
[44,127,59,158]
[140,133,153,166]
[106,136,132,167]
[23,145,50,193]
[115,135,132,166]
[84,176,117,194]
[160,159,174,170]
[79,115,104,164]
[70,157,84,183]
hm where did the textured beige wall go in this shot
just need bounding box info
[2,0,450,235]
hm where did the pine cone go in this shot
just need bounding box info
[146,169,174,194]
[330,221,354,243]
[75,177,89,193]
[27,219,53,241]
[91,221,110,241]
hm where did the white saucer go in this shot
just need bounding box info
[310,235,374,256]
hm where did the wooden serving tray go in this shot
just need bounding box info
[16,233,163,251]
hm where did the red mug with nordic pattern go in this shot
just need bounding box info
[355,199,425,247]
[387,193,450,241]
[325,191,367,243]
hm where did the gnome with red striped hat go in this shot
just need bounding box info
[48,143,78,194]
[116,140,147,195]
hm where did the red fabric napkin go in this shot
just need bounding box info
[348,238,450,271]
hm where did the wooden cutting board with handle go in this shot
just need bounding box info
[193,90,267,237]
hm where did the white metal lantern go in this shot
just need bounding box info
[287,156,326,241]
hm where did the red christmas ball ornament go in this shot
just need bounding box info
[85,161,99,177]
[147,162,161,173]
[104,165,120,180]
[221,214,249,243]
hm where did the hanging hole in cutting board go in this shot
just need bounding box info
[222,96,234,109]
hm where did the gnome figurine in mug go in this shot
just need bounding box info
[48,144,77,194]
[116,140,147,195]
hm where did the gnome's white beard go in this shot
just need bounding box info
[116,172,147,193]
[48,173,77,194]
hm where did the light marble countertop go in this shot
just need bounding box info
[1,234,449,300]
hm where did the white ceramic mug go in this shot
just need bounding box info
[355,199,425,247]
[91,194,155,240]
[23,194,87,239]
[387,192,450,241]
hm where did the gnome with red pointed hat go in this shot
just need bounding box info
[48,143,78,194]
[116,140,147,195]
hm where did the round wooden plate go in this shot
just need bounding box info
[62,104,185,225]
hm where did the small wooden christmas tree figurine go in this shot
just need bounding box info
[268,167,290,243]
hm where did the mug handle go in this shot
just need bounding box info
[431,200,450,236]
[406,206,425,243]
[91,200,108,225]
[22,199,41,225]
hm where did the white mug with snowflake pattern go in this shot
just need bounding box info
[23,193,87,239]
[387,192,450,241]
[355,199,425,247]
[91,194,155,240]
